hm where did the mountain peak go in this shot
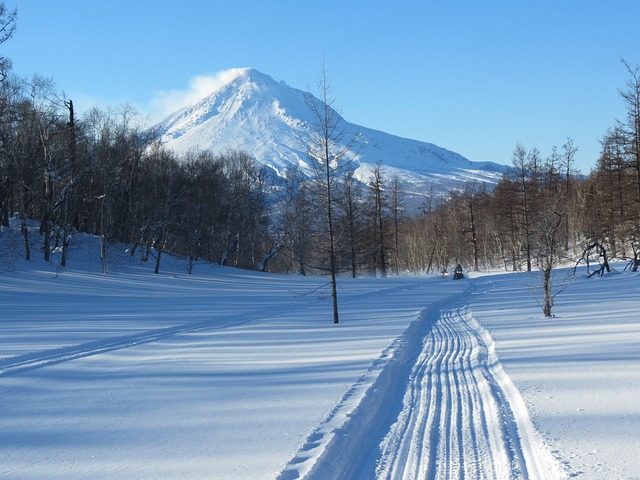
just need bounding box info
[216,67,278,89]
[155,69,506,208]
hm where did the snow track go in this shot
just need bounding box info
[0,317,246,377]
[0,303,298,378]
[279,282,563,480]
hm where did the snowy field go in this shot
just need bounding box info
[1,235,639,479]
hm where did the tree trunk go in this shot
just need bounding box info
[543,266,553,317]
[154,247,163,274]
[21,214,30,261]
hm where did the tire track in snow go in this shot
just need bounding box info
[279,281,563,480]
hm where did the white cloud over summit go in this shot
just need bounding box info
[149,68,249,122]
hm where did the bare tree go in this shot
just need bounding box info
[463,183,481,272]
[588,61,640,262]
[0,3,16,82]
[305,63,356,324]
[558,138,578,251]
[217,150,268,270]
[618,59,640,207]
[490,171,522,271]
[25,76,63,263]
[512,144,543,271]
[369,163,388,278]
[561,137,578,195]
[178,150,226,274]
[390,175,404,274]
[279,164,314,275]
[535,198,568,317]
[333,167,365,278]
[574,240,611,277]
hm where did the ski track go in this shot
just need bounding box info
[0,316,255,378]
[0,280,430,379]
[279,281,563,480]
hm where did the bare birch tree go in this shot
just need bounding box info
[535,200,568,317]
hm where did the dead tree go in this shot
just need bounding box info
[574,241,611,277]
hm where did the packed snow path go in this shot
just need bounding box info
[280,282,561,480]
[375,283,559,479]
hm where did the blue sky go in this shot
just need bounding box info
[4,1,639,172]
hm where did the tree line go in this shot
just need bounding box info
[0,81,271,273]
[397,60,640,280]
[1,6,639,294]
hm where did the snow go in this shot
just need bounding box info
[471,270,640,479]
[154,68,506,208]
[1,235,639,479]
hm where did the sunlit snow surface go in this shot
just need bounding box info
[1,236,639,479]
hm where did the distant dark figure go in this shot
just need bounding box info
[453,264,464,280]
[442,268,449,278]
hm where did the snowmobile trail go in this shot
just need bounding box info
[375,282,555,480]
[279,281,562,480]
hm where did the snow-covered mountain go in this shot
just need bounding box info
[155,68,506,206]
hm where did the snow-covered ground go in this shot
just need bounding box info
[1,234,639,479]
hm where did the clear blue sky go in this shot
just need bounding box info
[4,1,639,172]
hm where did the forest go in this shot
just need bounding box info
[1,5,639,286]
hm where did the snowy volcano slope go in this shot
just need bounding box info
[155,68,506,204]
[1,242,639,479]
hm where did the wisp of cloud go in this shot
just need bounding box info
[149,68,250,122]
